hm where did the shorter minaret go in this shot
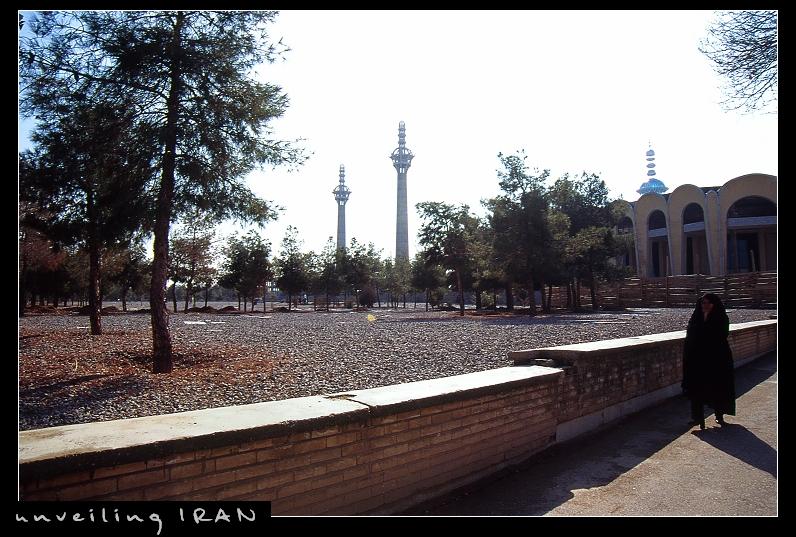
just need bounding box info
[637,143,668,195]
[333,164,351,250]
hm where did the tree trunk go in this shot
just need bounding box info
[288,292,292,311]
[87,190,102,335]
[566,281,572,309]
[456,269,464,316]
[205,287,209,308]
[184,283,191,313]
[505,283,514,310]
[170,283,178,313]
[121,287,128,312]
[589,266,598,310]
[19,255,27,317]
[539,281,547,313]
[547,284,553,313]
[425,289,429,311]
[149,11,185,374]
[475,288,482,310]
[527,274,536,316]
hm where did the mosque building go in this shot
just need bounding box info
[615,145,776,278]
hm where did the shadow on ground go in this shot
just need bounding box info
[19,374,151,431]
[691,424,776,477]
[403,352,776,516]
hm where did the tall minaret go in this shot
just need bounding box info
[390,121,414,260]
[333,164,351,250]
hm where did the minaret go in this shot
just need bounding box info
[637,143,668,195]
[333,164,351,250]
[390,121,414,260]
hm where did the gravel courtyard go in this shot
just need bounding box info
[19,307,775,431]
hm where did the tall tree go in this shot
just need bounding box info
[338,238,382,308]
[19,101,152,334]
[548,172,618,310]
[107,239,151,312]
[18,202,68,314]
[381,257,410,308]
[275,226,310,311]
[410,252,446,312]
[699,10,777,112]
[169,216,217,312]
[486,151,552,314]
[416,202,478,316]
[20,11,305,371]
[309,237,344,310]
[547,172,612,234]
[219,231,272,312]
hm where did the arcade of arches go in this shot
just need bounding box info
[615,174,776,278]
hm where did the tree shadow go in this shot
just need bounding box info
[19,374,112,396]
[19,374,151,431]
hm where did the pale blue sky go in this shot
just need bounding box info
[19,10,778,260]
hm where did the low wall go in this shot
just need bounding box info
[19,320,776,514]
[509,319,776,443]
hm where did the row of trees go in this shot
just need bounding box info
[416,151,634,316]
[19,215,448,316]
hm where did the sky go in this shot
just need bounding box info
[19,10,778,261]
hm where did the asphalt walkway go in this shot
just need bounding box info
[405,352,777,516]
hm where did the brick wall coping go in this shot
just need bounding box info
[19,365,560,479]
[328,364,561,417]
[510,320,776,366]
[19,396,367,479]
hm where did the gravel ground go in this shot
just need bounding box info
[18,307,776,430]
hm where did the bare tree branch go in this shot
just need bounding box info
[699,10,777,113]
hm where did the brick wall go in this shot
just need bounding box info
[20,368,561,514]
[19,320,775,514]
[510,320,776,424]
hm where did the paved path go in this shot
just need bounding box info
[406,352,777,516]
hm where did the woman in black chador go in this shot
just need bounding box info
[682,293,736,430]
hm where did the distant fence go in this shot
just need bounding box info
[546,271,776,310]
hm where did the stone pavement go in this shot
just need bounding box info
[405,352,777,516]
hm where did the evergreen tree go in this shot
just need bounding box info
[21,11,305,371]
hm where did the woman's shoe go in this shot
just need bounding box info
[715,415,726,426]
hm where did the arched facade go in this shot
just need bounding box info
[617,174,776,277]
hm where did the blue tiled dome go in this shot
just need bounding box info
[637,178,668,195]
